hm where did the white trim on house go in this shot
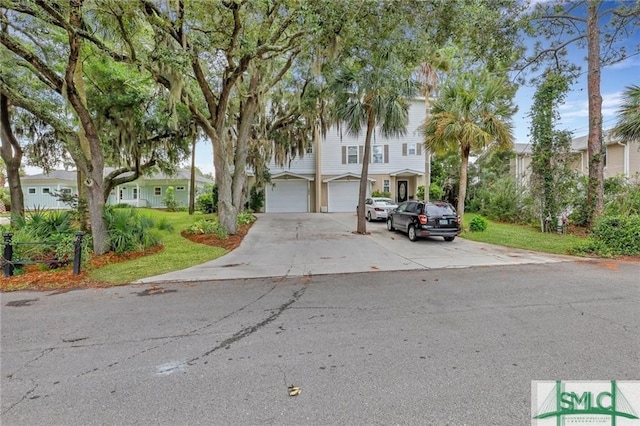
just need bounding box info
[272,172,314,181]
[389,169,424,177]
[323,172,376,183]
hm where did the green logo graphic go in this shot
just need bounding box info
[533,381,639,426]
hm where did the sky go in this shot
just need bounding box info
[510,45,640,147]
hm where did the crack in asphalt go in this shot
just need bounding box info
[76,282,281,378]
[567,302,640,335]
[1,380,37,416]
[4,348,54,381]
[187,286,307,365]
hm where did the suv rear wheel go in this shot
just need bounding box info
[408,225,418,241]
[444,236,455,242]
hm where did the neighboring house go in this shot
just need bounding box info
[512,132,640,187]
[21,169,214,210]
[251,98,429,213]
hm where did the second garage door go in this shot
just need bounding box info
[328,181,360,212]
[265,179,309,212]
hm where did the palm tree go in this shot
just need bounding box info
[421,71,515,223]
[415,47,453,201]
[612,85,640,142]
[330,59,417,234]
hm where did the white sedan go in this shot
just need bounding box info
[364,197,398,221]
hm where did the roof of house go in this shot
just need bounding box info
[514,131,628,156]
[22,168,214,184]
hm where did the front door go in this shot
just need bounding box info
[397,180,408,203]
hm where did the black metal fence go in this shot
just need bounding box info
[2,232,85,278]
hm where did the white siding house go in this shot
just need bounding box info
[255,98,429,212]
[22,169,214,210]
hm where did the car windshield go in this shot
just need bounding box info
[375,199,395,205]
[426,204,456,216]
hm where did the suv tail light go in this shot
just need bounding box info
[374,207,383,211]
[457,215,461,224]
[418,214,428,225]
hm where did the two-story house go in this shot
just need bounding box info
[256,98,429,213]
[513,132,640,187]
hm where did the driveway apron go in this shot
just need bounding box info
[137,213,573,283]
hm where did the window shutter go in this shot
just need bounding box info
[417,144,422,156]
[402,143,407,156]
[359,146,364,164]
[384,145,389,163]
[342,146,346,164]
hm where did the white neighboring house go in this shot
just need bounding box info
[21,169,214,210]
[253,98,429,213]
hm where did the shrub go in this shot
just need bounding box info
[372,190,391,198]
[163,186,179,211]
[590,214,640,256]
[186,219,227,238]
[416,185,425,201]
[155,217,174,232]
[237,211,256,225]
[469,216,488,232]
[53,232,94,267]
[103,207,160,253]
[603,177,640,217]
[196,184,217,213]
[429,183,444,201]
[249,186,264,211]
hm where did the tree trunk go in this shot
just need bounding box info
[0,94,24,222]
[457,144,470,223]
[586,1,604,227]
[86,170,109,254]
[189,133,196,215]
[214,128,238,235]
[357,107,375,234]
[67,0,109,254]
[232,72,260,214]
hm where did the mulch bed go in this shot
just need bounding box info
[181,222,252,251]
[0,222,253,292]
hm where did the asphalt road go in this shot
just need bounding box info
[2,260,638,425]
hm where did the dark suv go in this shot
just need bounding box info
[387,201,461,242]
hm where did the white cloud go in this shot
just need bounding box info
[605,56,640,70]
[558,91,623,119]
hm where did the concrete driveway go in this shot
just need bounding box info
[137,213,574,283]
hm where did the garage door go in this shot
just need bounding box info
[328,181,360,212]
[265,179,309,212]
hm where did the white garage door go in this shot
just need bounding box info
[265,179,309,212]
[328,181,360,212]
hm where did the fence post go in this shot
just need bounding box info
[73,232,85,275]
[3,232,14,278]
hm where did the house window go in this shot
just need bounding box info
[306,145,313,154]
[61,188,71,194]
[28,188,36,194]
[372,145,383,164]
[348,146,358,164]
[119,188,125,199]
[408,143,417,155]
[42,188,50,194]
[132,188,138,200]
[176,186,186,191]
[154,187,162,196]
[383,179,390,193]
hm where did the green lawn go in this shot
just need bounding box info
[460,213,585,255]
[89,209,227,284]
